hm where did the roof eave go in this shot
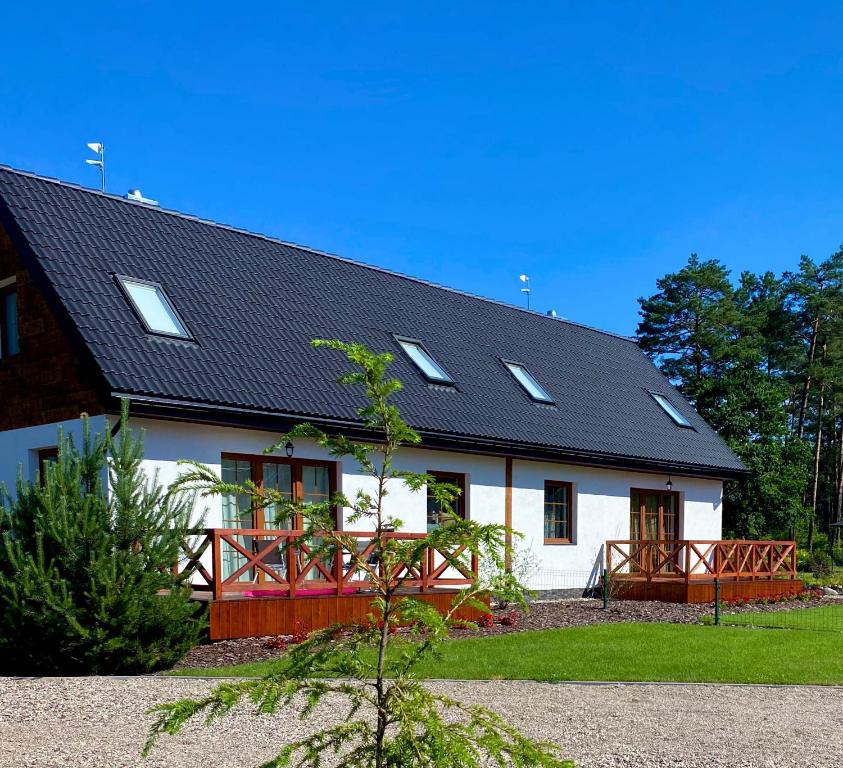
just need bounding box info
[112,392,747,481]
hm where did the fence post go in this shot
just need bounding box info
[714,578,721,626]
[602,567,609,609]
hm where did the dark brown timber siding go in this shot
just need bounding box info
[0,226,106,430]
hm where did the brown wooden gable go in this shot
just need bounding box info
[0,225,107,430]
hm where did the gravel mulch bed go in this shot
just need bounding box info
[1,676,842,767]
[176,597,832,670]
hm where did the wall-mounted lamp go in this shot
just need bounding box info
[666,474,673,491]
[285,441,294,458]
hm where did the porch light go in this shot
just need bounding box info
[285,441,294,458]
[666,475,673,491]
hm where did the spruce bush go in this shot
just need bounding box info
[0,404,205,674]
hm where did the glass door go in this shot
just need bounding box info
[221,458,254,581]
[220,456,336,585]
[259,461,294,580]
[630,490,680,574]
[300,465,333,582]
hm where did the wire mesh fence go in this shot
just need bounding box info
[499,565,843,634]
[710,589,843,633]
[523,568,602,600]
[719,603,843,631]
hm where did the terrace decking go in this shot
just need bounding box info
[178,528,485,640]
[607,539,801,603]
[176,533,802,639]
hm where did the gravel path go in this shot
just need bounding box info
[1,676,841,767]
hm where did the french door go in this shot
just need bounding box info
[630,489,680,574]
[221,454,336,581]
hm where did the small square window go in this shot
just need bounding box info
[503,361,554,403]
[649,391,693,428]
[396,338,453,384]
[117,276,191,338]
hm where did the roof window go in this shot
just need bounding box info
[649,391,693,427]
[503,361,554,404]
[117,276,191,338]
[396,338,453,384]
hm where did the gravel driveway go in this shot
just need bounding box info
[1,676,841,767]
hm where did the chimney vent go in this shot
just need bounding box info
[125,189,159,206]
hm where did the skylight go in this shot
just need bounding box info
[504,361,554,404]
[118,277,190,338]
[649,391,693,427]
[397,339,453,384]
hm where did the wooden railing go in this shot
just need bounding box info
[606,540,797,583]
[176,528,478,600]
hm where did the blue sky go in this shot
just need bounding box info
[2,3,843,335]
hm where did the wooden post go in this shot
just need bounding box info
[334,537,343,597]
[504,457,513,572]
[419,543,427,593]
[211,529,222,600]
[684,541,691,583]
[287,535,297,598]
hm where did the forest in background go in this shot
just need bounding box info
[636,251,843,560]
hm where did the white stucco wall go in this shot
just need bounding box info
[130,418,723,589]
[0,415,109,494]
[0,415,724,591]
[510,459,723,586]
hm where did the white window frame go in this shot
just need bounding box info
[395,336,454,385]
[502,359,555,404]
[648,391,694,428]
[115,275,192,339]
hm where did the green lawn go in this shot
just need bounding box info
[173,622,843,685]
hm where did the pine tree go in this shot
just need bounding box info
[637,255,811,539]
[636,254,738,411]
[0,402,205,674]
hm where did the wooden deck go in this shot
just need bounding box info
[610,575,804,603]
[178,527,482,640]
[607,539,801,604]
[195,588,485,641]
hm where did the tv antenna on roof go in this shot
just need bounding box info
[85,142,106,192]
[519,274,531,309]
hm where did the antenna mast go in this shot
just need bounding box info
[85,142,106,192]
[519,274,531,309]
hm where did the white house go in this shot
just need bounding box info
[0,165,744,610]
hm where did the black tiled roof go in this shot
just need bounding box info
[0,166,744,476]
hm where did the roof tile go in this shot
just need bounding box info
[0,166,743,473]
